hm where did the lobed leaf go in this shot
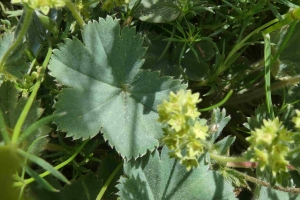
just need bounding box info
[209,108,231,143]
[212,135,236,155]
[117,146,237,200]
[49,16,186,160]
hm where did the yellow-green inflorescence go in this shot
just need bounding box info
[157,89,209,171]
[12,0,66,15]
[245,118,293,178]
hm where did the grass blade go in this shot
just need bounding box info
[22,164,59,192]
[263,33,274,119]
[17,149,70,184]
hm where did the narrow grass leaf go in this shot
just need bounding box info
[17,149,70,184]
[22,164,59,192]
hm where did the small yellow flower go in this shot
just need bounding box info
[193,121,208,140]
[181,157,199,171]
[245,117,293,178]
[158,89,208,171]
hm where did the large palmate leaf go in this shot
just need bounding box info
[48,17,186,159]
[117,146,236,200]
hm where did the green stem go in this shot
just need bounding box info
[233,169,300,194]
[65,0,85,28]
[199,90,233,112]
[14,140,89,187]
[96,162,123,200]
[0,7,33,70]
[11,46,52,144]
[210,153,248,163]
[263,33,274,119]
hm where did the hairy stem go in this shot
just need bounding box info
[233,169,300,194]
[210,153,248,163]
[226,162,296,170]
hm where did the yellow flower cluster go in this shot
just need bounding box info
[157,90,208,171]
[12,0,66,15]
[245,118,293,178]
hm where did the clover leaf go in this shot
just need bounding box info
[48,17,186,159]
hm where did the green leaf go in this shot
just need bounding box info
[243,104,269,130]
[23,164,59,192]
[36,11,59,37]
[142,35,182,78]
[17,149,70,184]
[209,108,231,143]
[28,155,122,200]
[27,12,47,55]
[0,81,43,130]
[130,0,180,23]
[0,81,50,154]
[143,35,212,81]
[270,22,300,80]
[212,135,236,155]
[117,146,236,200]
[219,167,250,190]
[18,113,65,144]
[0,32,27,79]
[48,16,186,159]
[257,186,300,200]
[180,48,210,81]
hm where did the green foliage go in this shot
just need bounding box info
[0,32,27,80]
[117,146,237,200]
[28,155,121,200]
[3,0,300,199]
[49,16,186,159]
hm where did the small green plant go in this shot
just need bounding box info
[3,0,300,200]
